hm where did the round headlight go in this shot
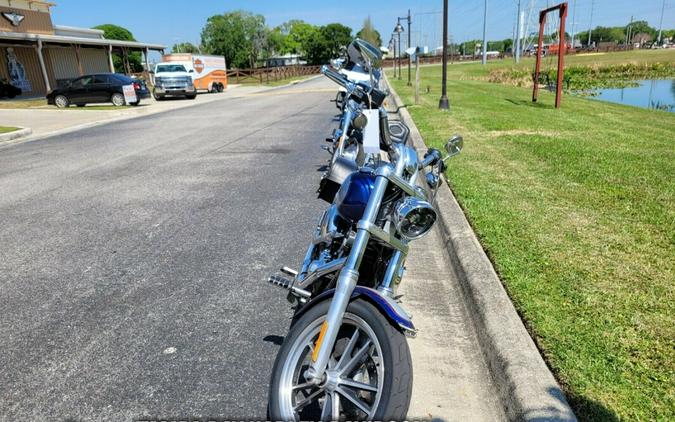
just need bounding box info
[352,111,368,130]
[393,197,437,240]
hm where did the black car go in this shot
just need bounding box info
[46,73,149,108]
[0,78,21,99]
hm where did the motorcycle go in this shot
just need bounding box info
[267,39,464,420]
[317,39,408,204]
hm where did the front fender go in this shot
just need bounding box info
[295,286,416,335]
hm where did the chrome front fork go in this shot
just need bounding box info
[305,173,389,383]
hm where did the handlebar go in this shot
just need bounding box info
[321,65,351,89]
[419,149,442,169]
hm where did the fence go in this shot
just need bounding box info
[226,65,322,84]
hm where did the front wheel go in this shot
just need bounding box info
[54,94,69,108]
[268,298,412,421]
[111,92,125,106]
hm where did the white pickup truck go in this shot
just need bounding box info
[152,63,196,100]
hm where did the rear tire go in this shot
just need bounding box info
[268,298,412,421]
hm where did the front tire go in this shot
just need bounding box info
[268,298,412,421]
[111,92,125,106]
[54,94,69,108]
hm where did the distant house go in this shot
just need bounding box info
[0,0,165,97]
[265,53,306,67]
[632,33,653,47]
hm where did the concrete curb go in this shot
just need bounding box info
[384,75,577,422]
[0,127,32,143]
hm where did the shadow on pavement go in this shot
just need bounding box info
[263,335,284,346]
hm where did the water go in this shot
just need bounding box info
[588,79,675,112]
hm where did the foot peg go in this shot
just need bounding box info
[268,273,311,302]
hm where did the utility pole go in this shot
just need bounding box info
[439,0,449,110]
[570,0,577,49]
[657,0,666,44]
[515,0,522,63]
[626,16,633,45]
[587,0,594,47]
[482,0,488,64]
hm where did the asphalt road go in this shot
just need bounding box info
[0,77,504,421]
[0,78,337,420]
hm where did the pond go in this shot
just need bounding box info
[587,79,675,112]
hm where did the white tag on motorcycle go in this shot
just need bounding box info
[362,109,380,154]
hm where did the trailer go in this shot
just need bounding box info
[161,53,228,92]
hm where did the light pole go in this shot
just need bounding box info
[393,20,404,80]
[482,0,488,65]
[389,36,396,78]
[657,0,666,45]
[394,10,412,85]
[515,0,522,63]
[439,0,449,110]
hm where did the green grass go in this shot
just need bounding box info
[66,104,132,110]
[389,50,674,421]
[0,98,46,109]
[0,126,19,133]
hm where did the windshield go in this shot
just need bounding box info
[156,64,187,73]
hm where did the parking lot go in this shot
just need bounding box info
[0,84,276,144]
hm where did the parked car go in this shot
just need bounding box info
[0,78,21,99]
[46,73,149,108]
[152,63,196,100]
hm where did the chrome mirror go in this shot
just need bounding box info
[444,134,463,158]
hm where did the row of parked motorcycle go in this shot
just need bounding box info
[266,38,463,421]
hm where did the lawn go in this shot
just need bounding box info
[388,50,674,420]
[0,98,46,109]
[0,126,19,134]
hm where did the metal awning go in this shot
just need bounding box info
[0,31,166,50]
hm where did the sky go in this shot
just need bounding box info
[50,0,674,52]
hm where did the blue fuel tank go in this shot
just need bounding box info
[335,171,375,222]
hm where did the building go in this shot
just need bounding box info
[265,53,306,68]
[0,0,165,97]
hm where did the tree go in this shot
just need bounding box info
[305,23,352,65]
[201,10,267,68]
[356,16,382,47]
[627,20,656,39]
[94,24,143,72]
[263,26,285,59]
[172,42,200,53]
[276,20,318,56]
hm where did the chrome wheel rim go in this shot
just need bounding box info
[112,93,125,106]
[278,313,384,421]
[55,95,68,108]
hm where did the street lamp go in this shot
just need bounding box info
[394,10,412,86]
[388,36,396,78]
[439,0,449,110]
[393,20,404,80]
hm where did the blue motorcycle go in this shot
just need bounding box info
[267,40,463,421]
